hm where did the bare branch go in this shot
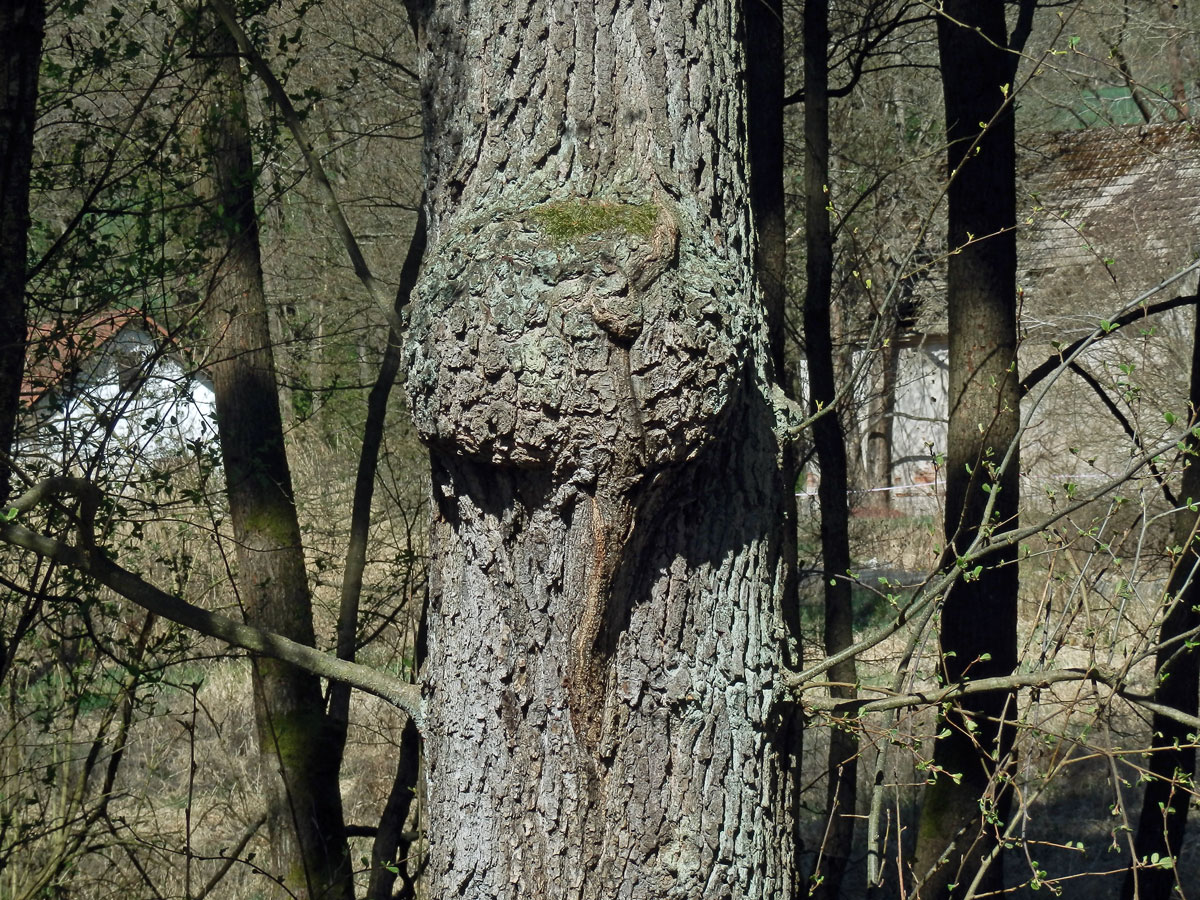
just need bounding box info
[1021,290,1200,396]
[0,480,424,726]
[789,667,1200,733]
[207,0,403,335]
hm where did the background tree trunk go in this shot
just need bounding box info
[0,0,45,505]
[801,1,859,896]
[862,328,900,512]
[746,0,806,882]
[190,6,351,897]
[405,1,798,896]
[914,3,1021,897]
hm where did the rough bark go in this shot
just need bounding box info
[0,0,44,506]
[405,1,798,896]
[913,4,1020,898]
[1123,308,1200,900]
[189,6,351,897]
[801,1,859,897]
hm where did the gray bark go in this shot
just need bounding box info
[405,1,799,896]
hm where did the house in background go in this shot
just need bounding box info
[830,124,1200,517]
[1016,124,1200,500]
[20,308,217,478]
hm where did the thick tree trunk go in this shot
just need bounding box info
[189,6,351,898]
[0,0,44,505]
[913,4,1020,898]
[1123,306,1200,900]
[405,1,798,896]
[801,2,859,897]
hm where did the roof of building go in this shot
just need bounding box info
[1018,124,1200,337]
[21,308,177,407]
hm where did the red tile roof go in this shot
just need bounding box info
[21,308,173,406]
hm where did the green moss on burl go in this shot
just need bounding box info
[531,199,658,242]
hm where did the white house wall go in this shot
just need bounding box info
[25,325,218,483]
[797,343,949,514]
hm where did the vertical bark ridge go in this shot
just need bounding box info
[418,0,751,242]
[420,391,792,899]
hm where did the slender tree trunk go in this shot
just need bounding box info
[189,6,351,897]
[0,0,44,506]
[862,326,900,513]
[331,206,427,899]
[405,1,798,896]
[801,2,859,896]
[746,0,806,882]
[1123,305,1200,900]
[746,0,787,382]
[913,4,1020,898]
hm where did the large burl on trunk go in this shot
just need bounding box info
[404,1,800,897]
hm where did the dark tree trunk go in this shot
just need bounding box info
[1123,307,1200,900]
[333,208,427,900]
[914,3,1020,897]
[189,6,351,898]
[746,0,806,883]
[746,0,787,381]
[802,3,859,897]
[0,0,44,505]
[405,1,799,896]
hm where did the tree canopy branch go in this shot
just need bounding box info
[207,0,403,335]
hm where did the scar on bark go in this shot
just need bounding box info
[568,490,636,753]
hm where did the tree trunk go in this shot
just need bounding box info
[862,325,900,513]
[1123,305,1200,900]
[189,6,351,898]
[746,0,806,882]
[0,0,44,506]
[802,1,859,897]
[914,3,1020,897]
[405,1,799,896]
